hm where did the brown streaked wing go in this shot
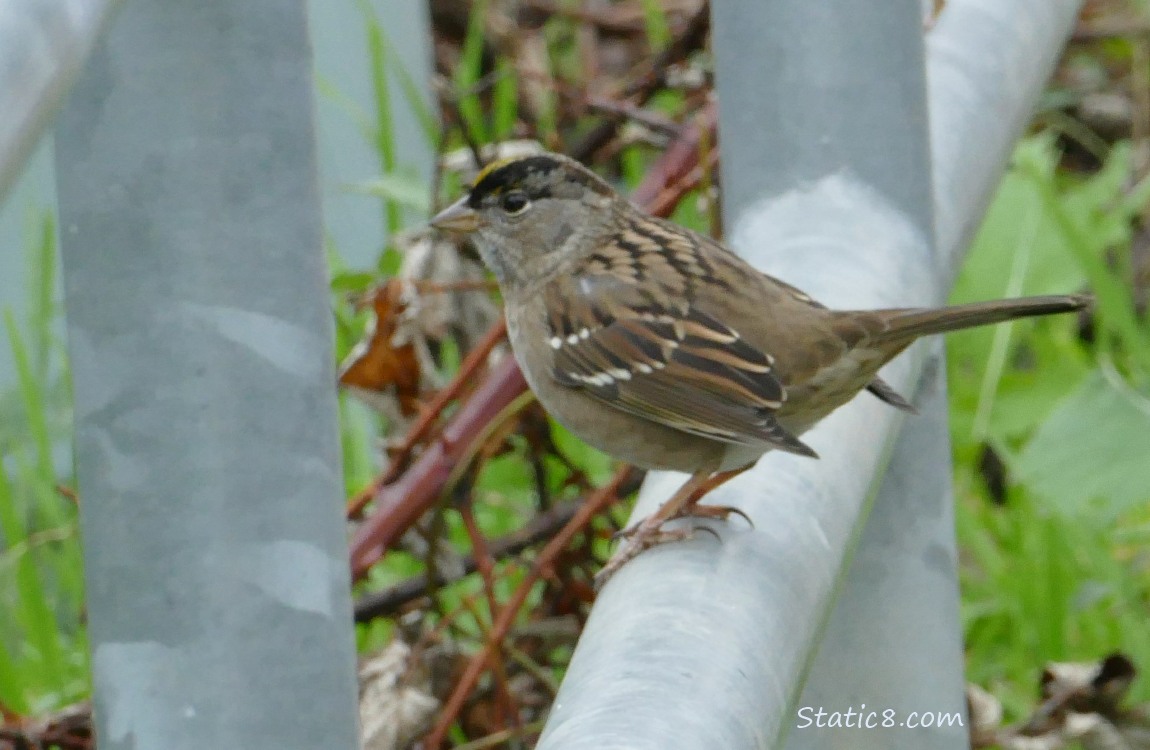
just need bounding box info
[542,267,816,457]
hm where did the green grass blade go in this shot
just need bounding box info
[338,396,378,496]
[454,0,491,145]
[315,73,376,146]
[360,2,402,236]
[971,188,1041,440]
[25,212,56,382]
[387,40,439,143]
[0,637,29,715]
[4,312,52,482]
[491,59,519,142]
[0,458,66,699]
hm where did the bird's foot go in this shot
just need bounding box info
[596,525,689,590]
[597,520,718,590]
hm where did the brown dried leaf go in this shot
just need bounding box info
[339,228,501,425]
[968,683,1005,748]
[0,701,92,750]
[971,654,1150,750]
[339,279,423,418]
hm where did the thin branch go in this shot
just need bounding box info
[354,469,644,621]
[423,467,636,746]
[349,353,527,577]
[570,1,711,162]
[346,318,508,520]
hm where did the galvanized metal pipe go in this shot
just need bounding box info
[537,1,1082,748]
[0,0,121,203]
[793,7,1080,748]
[54,2,360,748]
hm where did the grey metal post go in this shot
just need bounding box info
[537,1,1081,749]
[790,4,1081,748]
[54,2,359,748]
[789,338,966,750]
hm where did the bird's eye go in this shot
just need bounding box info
[500,190,530,215]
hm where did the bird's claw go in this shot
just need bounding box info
[679,503,754,528]
[612,503,752,542]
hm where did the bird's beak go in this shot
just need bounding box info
[431,197,483,233]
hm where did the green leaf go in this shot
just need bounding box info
[1018,142,1150,373]
[549,422,615,486]
[346,173,431,213]
[329,270,377,295]
[954,141,1083,303]
[1014,368,1150,519]
[377,246,403,276]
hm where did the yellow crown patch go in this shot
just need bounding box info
[472,156,520,189]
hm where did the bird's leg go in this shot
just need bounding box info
[596,463,754,589]
[670,463,755,525]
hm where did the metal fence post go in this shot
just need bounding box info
[928,0,1082,271]
[53,1,360,748]
[788,338,966,750]
[536,1,1082,748]
[790,3,1082,748]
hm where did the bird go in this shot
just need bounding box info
[430,151,1090,584]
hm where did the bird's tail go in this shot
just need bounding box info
[873,293,1090,343]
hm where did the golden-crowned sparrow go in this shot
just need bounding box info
[432,152,1089,583]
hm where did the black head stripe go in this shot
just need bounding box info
[467,154,613,208]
